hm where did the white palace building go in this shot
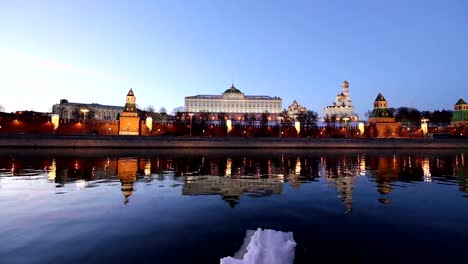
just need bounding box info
[185,84,282,114]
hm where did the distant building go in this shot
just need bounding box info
[52,99,122,120]
[451,97,468,126]
[118,89,141,136]
[286,100,307,121]
[185,84,282,114]
[323,81,359,121]
[367,93,401,138]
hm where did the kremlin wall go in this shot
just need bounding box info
[0,81,467,141]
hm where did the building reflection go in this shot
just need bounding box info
[116,158,139,205]
[454,153,468,193]
[320,155,361,213]
[0,151,467,207]
[182,176,282,208]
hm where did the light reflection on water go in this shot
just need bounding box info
[0,149,467,263]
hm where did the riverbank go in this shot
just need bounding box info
[0,135,467,149]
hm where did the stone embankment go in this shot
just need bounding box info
[0,135,467,149]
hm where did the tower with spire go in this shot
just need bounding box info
[118,88,141,135]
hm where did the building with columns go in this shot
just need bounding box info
[52,99,122,120]
[323,81,359,121]
[185,84,282,115]
[118,89,141,135]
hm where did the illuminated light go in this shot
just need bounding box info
[423,157,431,182]
[75,179,86,189]
[144,160,151,176]
[421,118,429,135]
[48,159,57,181]
[146,116,153,132]
[295,157,301,175]
[51,114,59,130]
[359,156,366,176]
[295,121,300,134]
[358,122,365,135]
[226,119,232,133]
[225,157,232,176]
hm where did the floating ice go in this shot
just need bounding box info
[220,228,296,264]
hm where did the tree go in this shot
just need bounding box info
[145,105,160,119]
[305,110,318,126]
[159,107,168,121]
[171,106,185,115]
[429,110,452,125]
[146,105,155,113]
[395,107,421,126]
[0,105,4,113]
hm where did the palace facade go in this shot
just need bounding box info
[323,81,359,121]
[52,99,122,120]
[185,84,282,114]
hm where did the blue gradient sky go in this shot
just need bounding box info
[0,0,467,118]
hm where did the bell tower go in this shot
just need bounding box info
[342,80,350,99]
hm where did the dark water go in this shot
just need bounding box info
[0,149,467,264]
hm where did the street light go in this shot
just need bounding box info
[277,116,282,137]
[189,113,194,136]
[80,109,89,123]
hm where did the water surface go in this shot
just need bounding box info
[0,149,467,263]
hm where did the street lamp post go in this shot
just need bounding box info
[189,113,194,137]
[277,117,282,137]
[80,109,89,123]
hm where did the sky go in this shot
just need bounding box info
[0,0,467,118]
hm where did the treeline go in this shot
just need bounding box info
[367,107,453,126]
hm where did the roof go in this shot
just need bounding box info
[127,88,134,96]
[374,93,387,102]
[455,97,467,105]
[223,84,243,94]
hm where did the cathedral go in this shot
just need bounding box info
[323,81,359,121]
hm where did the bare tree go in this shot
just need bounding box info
[171,106,185,115]
[159,107,168,121]
[146,105,155,113]
[0,105,5,113]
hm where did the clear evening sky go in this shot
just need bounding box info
[0,0,467,118]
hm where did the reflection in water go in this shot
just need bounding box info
[0,151,467,208]
[48,159,56,181]
[183,176,282,208]
[117,158,138,205]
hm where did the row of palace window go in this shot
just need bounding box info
[188,102,280,108]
